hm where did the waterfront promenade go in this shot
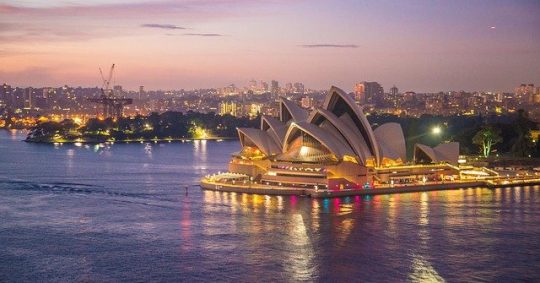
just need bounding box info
[200,176,540,198]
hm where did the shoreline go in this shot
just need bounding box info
[200,178,540,198]
[24,137,236,144]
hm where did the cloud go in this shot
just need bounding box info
[0,25,115,43]
[300,44,358,48]
[141,23,186,30]
[183,33,223,37]
[0,1,267,18]
[0,1,242,42]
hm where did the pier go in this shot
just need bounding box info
[200,177,540,198]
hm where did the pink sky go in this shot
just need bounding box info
[1,0,539,92]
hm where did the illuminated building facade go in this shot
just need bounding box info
[219,101,240,117]
[515,83,536,104]
[354,81,383,104]
[390,85,398,96]
[220,86,462,191]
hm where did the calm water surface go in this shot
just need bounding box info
[1,130,539,282]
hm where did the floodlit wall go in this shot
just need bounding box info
[326,161,368,185]
[228,159,270,178]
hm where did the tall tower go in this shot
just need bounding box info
[24,87,33,109]
[354,81,383,104]
[271,80,279,99]
[390,85,398,96]
[514,83,535,104]
[0,83,11,107]
[534,87,540,104]
[354,83,366,103]
[139,86,145,100]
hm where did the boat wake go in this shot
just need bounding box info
[0,179,180,209]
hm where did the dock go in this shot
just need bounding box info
[200,178,540,198]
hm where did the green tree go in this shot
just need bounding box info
[83,118,108,134]
[147,112,161,134]
[472,125,502,157]
[511,109,535,157]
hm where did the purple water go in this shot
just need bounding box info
[1,130,539,282]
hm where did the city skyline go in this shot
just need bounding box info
[1,0,539,92]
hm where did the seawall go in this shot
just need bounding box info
[200,179,540,198]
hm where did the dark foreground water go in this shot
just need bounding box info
[1,130,539,282]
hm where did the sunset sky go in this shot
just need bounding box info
[1,0,539,92]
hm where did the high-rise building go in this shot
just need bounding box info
[139,86,145,100]
[293,82,305,94]
[354,83,366,103]
[219,101,239,117]
[249,79,257,91]
[534,87,540,104]
[13,88,25,109]
[390,85,398,96]
[249,103,262,118]
[494,92,504,103]
[218,84,238,96]
[24,87,33,109]
[0,83,12,107]
[425,95,443,113]
[354,81,383,104]
[285,83,293,93]
[301,96,314,109]
[514,83,535,104]
[271,80,280,98]
[260,81,269,92]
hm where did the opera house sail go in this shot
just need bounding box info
[201,86,513,196]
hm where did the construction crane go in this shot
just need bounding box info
[99,64,115,97]
[88,64,133,120]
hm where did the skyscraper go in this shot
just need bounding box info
[260,81,269,92]
[271,80,280,99]
[354,81,383,104]
[293,82,305,94]
[354,83,366,103]
[24,87,33,109]
[139,86,145,100]
[285,83,293,93]
[249,79,257,91]
[0,83,11,107]
[390,85,398,96]
[534,87,540,104]
[514,83,535,104]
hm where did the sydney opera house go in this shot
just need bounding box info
[203,86,465,194]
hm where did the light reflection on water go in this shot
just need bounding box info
[198,186,540,281]
[0,131,539,282]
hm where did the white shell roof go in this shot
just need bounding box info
[237,127,281,156]
[235,85,459,165]
[434,142,459,164]
[414,142,459,164]
[283,121,355,159]
[279,97,308,123]
[260,115,287,146]
[309,107,372,164]
[374,122,407,161]
[322,86,381,165]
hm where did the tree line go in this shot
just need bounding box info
[26,111,259,142]
[26,110,540,158]
[368,109,539,158]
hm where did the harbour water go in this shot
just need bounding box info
[1,130,539,282]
